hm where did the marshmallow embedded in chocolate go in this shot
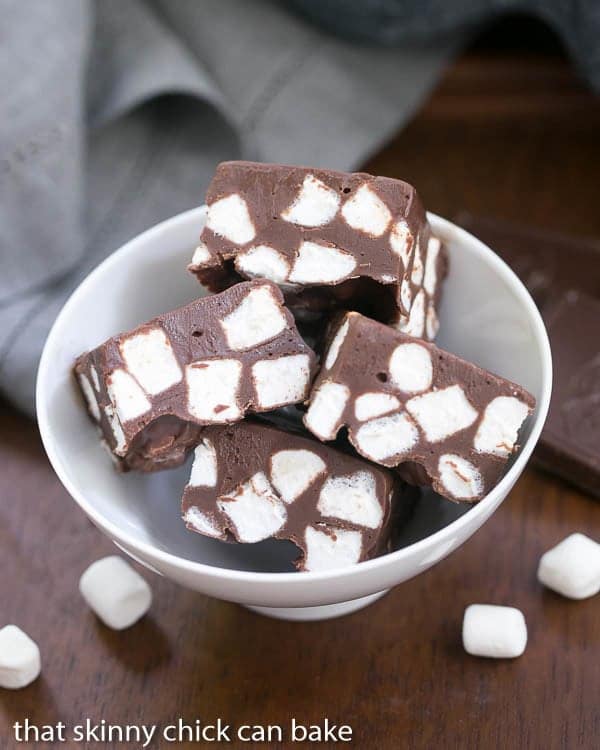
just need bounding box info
[181,421,413,571]
[74,280,317,471]
[304,312,535,503]
[188,161,448,339]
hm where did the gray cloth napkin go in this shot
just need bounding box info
[1,0,463,415]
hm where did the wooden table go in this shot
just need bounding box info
[2,25,600,749]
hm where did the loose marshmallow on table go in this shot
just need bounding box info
[462,604,528,659]
[188,161,448,340]
[0,625,41,689]
[74,280,316,472]
[537,533,600,599]
[181,421,416,572]
[79,556,152,630]
[304,312,535,503]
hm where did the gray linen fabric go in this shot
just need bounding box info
[1,0,462,415]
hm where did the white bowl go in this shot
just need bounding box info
[37,208,551,621]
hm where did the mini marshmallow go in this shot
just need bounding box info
[354,392,400,422]
[304,526,363,572]
[389,219,413,267]
[341,184,391,237]
[438,454,483,500]
[107,368,151,423]
[236,245,290,284]
[189,439,218,487]
[354,411,419,462]
[79,556,152,630]
[462,604,527,658]
[270,449,326,503]
[121,327,182,396]
[400,278,412,312]
[220,285,287,350]
[426,301,439,340]
[324,318,350,370]
[304,381,350,441]
[206,193,255,244]
[89,365,101,392]
[186,359,242,422]
[406,384,478,443]
[410,242,424,285]
[389,342,433,394]
[424,236,441,296]
[281,174,340,227]
[191,241,212,267]
[184,507,224,539]
[399,289,426,338]
[218,472,286,543]
[104,404,127,455]
[289,241,356,284]
[474,396,530,457]
[252,353,310,409]
[79,373,100,421]
[537,533,600,599]
[318,471,382,529]
[0,625,41,689]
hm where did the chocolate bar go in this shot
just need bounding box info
[181,421,413,571]
[458,214,600,498]
[304,312,535,503]
[189,161,448,339]
[74,280,316,471]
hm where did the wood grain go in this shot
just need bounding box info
[2,30,600,750]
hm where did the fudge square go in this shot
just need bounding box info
[304,312,535,503]
[74,280,316,471]
[189,161,447,339]
[181,421,415,572]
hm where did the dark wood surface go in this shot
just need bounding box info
[2,27,600,750]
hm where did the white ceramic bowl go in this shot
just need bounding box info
[37,208,551,621]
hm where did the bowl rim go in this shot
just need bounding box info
[36,208,552,585]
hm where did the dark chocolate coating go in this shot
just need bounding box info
[181,421,414,570]
[74,280,317,472]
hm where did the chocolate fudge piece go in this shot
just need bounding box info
[304,312,535,503]
[181,421,413,571]
[534,291,600,497]
[189,161,448,339]
[74,280,317,471]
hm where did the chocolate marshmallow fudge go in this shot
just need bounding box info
[304,312,535,503]
[189,161,447,339]
[181,421,413,571]
[74,280,316,471]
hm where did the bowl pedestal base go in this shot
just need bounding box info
[243,590,389,621]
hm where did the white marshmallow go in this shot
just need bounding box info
[189,439,218,487]
[121,327,182,396]
[438,454,483,500]
[252,354,310,409]
[218,472,286,543]
[463,604,527,658]
[104,404,126,455]
[400,278,412,312]
[206,193,255,244]
[289,241,356,284]
[79,556,152,630]
[318,471,382,529]
[107,368,151,423]
[304,526,363,572]
[0,625,41,689]
[389,342,433,394]
[407,384,478,443]
[191,241,211,267]
[324,318,349,370]
[184,507,224,539]
[354,411,419,462]
[537,533,600,600]
[474,396,530,458]
[426,301,439,340]
[389,219,413,267]
[411,241,424,285]
[399,289,426,338]
[341,184,391,237]
[236,245,290,284]
[281,174,340,227]
[381,274,396,283]
[304,381,349,441]
[90,365,100,392]
[186,359,241,422]
[270,449,326,503]
[354,392,400,422]
[220,285,287,351]
[79,373,100,421]
[424,236,441,296]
